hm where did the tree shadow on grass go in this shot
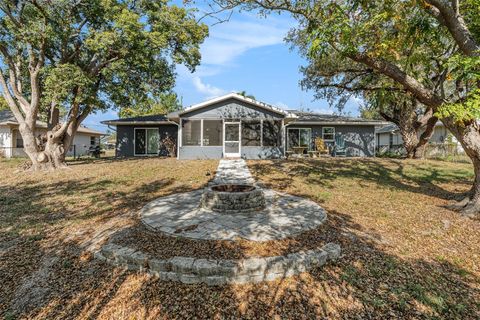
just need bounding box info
[0,176,200,237]
[15,208,478,319]
[2,158,479,319]
[131,209,479,319]
[249,158,473,202]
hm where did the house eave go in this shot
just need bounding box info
[289,121,390,126]
[101,120,174,126]
[2,121,104,135]
[178,93,288,117]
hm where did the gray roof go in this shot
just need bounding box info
[0,110,104,135]
[288,110,387,125]
[102,114,169,124]
[0,109,16,123]
[376,123,399,134]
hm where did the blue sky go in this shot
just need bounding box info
[84,3,362,133]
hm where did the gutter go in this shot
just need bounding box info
[101,121,172,125]
[290,121,390,126]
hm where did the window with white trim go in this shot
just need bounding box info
[322,127,335,141]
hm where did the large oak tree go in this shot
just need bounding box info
[0,0,208,170]
[219,0,480,217]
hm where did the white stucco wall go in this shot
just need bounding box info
[0,126,13,158]
[69,133,99,157]
[2,126,101,158]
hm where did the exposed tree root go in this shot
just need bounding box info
[446,197,480,219]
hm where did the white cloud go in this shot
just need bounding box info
[311,108,334,115]
[178,11,293,100]
[192,76,227,98]
[200,20,289,66]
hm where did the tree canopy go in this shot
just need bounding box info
[0,0,208,168]
[218,0,480,215]
[118,92,182,118]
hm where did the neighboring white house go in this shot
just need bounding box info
[376,121,464,155]
[0,110,104,158]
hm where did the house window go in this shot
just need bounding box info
[287,128,311,150]
[182,120,201,146]
[389,133,394,147]
[203,120,222,146]
[16,135,24,148]
[322,127,335,141]
[90,136,96,146]
[135,128,159,155]
[262,120,282,147]
[242,120,261,146]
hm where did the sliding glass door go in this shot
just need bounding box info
[287,128,311,151]
[135,128,159,155]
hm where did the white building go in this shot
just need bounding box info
[376,121,463,156]
[0,110,104,158]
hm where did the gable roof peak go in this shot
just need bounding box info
[179,92,288,116]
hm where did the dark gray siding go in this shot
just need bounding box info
[287,124,375,157]
[116,124,178,157]
[181,98,284,120]
[241,146,283,159]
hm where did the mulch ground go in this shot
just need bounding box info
[111,219,339,260]
[1,157,479,319]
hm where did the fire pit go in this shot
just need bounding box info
[201,184,265,213]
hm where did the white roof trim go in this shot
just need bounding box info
[1,121,104,135]
[179,93,290,116]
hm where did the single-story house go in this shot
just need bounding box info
[0,110,104,158]
[102,93,387,159]
[376,121,464,155]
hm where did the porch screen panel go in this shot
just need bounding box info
[182,120,201,146]
[135,129,146,154]
[263,120,282,147]
[241,120,261,146]
[146,128,159,154]
[203,120,222,146]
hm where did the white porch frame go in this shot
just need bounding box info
[223,121,241,158]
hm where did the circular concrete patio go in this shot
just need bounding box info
[140,188,328,242]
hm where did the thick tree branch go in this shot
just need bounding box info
[349,53,444,108]
[0,69,24,123]
[425,0,480,56]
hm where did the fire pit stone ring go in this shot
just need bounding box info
[201,184,265,213]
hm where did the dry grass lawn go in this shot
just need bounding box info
[0,157,479,319]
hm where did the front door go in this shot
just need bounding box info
[224,122,241,157]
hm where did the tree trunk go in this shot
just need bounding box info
[383,105,436,159]
[400,128,420,158]
[443,119,480,217]
[18,122,67,171]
